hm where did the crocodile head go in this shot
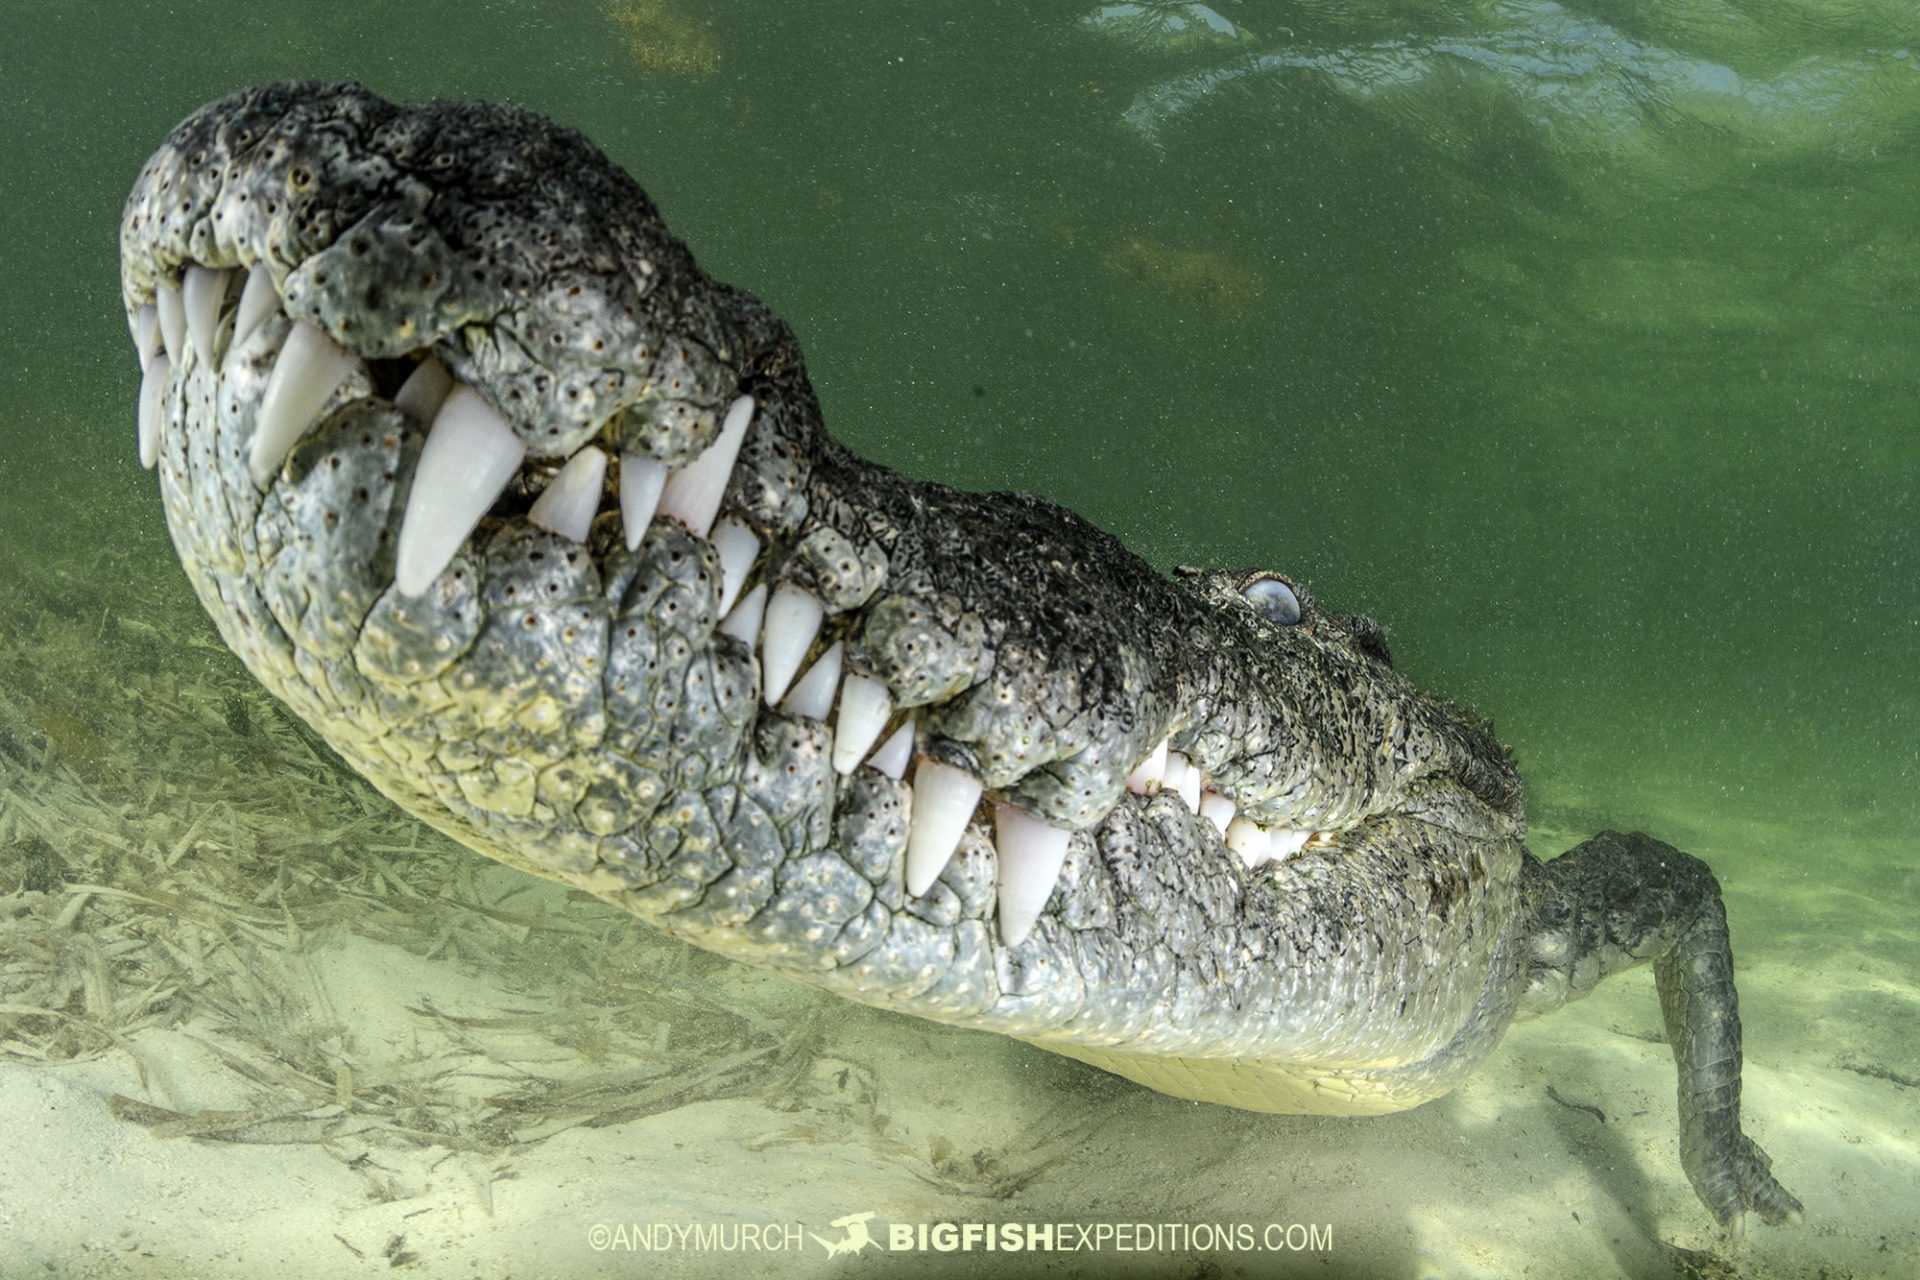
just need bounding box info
[120,81,1526,1114]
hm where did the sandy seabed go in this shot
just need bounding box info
[0,538,1912,1280]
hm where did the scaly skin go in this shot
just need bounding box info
[119,81,1800,1229]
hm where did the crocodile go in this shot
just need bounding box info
[118,81,1801,1232]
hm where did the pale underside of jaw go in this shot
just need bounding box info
[133,258,1333,948]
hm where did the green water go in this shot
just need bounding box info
[8,0,1914,837]
[2,0,1916,1275]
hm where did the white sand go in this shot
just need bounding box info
[3,819,1913,1280]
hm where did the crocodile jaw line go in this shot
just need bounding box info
[120,83,1524,1087]
[127,258,1324,943]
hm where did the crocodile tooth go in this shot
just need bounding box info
[137,353,170,469]
[1199,790,1235,836]
[619,451,668,550]
[906,760,982,896]
[228,262,279,359]
[392,354,453,423]
[781,640,843,720]
[1161,750,1186,798]
[132,304,160,372]
[832,674,892,774]
[527,445,608,542]
[1225,817,1270,867]
[710,518,760,616]
[1270,827,1311,860]
[1126,739,1169,794]
[717,582,767,644]
[656,393,753,537]
[182,265,229,365]
[867,721,914,780]
[1176,759,1202,813]
[249,320,361,484]
[993,802,1072,946]
[394,384,526,596]
[154,281,184,364]
[759,584,823,706]
[1163,751,1202,813]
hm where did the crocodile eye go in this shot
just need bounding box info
[1243,576,1301,625]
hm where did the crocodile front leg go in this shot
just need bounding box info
[1516,829,1803,1232]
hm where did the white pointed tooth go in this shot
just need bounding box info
[619,451,667,550]
[868,722,915,780]
[906,761,982,896]
[1270,827,1311,861]
[392,354,454,422]
[137,354,170,469]
[710,518,760,616]
[1165,752,1202,813]
[249,320,361,484]
[781,640,843,721]
[1199,790,1235,836]
[527,445,608,543]
[182,265,229,365]
[759,583,823,706]
[656,393,753,537]
[394,384,526,597]
[1126,738,1169,795]
[1161,751,1187,797]
[833,675,893,774]
[718,582,767,644]
[1225,817,1271,868]
[993,803,1072,947]
[133,304,160,372]
[155,282,185,364]
[228,262,280,359]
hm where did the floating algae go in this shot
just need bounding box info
[605,0,719,78]
[1101,235,1266,322]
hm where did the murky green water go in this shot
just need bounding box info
[2,1,1915,1276]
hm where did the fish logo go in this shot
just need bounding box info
[811,1210,879,1257]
